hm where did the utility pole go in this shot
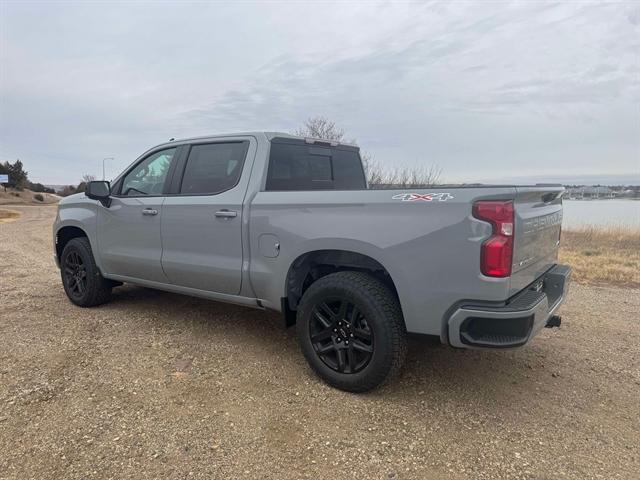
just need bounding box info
[102,157,114,180]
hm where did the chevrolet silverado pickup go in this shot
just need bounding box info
[53,132,571,392]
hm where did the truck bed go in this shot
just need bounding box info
[248,185,564,337]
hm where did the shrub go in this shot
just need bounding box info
[59,185,77,197]
[27,182,55,194]
[34,193,44,202]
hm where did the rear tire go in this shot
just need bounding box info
[60,237,112,307]
[296,271,407,392]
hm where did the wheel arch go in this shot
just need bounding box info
[282,249,402,326]
[55,225,89,263]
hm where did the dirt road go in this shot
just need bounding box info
[1,206,638,479]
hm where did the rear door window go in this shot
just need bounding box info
[266,140,366,191]
[180,142,249,195]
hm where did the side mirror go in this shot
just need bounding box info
[86,180,111,207]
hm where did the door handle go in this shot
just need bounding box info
[142,208,158,216]
[215,209,237,218]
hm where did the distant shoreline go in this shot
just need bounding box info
[564,198,639,201]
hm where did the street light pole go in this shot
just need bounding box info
[102,157,114,180]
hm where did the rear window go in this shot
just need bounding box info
[266,139,366,191]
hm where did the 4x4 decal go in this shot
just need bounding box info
[392,192,454,202]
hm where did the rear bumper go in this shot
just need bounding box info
[447,264,571,349]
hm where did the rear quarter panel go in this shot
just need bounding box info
[248,187,517,336]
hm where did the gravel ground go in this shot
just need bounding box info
[1,206,638,479]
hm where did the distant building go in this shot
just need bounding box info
[566,186,616,199]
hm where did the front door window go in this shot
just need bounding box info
[121,148,176,196]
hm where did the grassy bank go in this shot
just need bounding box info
[560,226,639,287]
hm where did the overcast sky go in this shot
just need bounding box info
[1,1,639,185]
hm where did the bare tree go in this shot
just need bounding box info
[360,153,379,183]
[371,164,442,189]
[294,116,442,187]
[294,116,346,141]
[295,116,379,179]
[82,174,96,183]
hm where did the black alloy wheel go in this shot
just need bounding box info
[297,271,407,392]
[309,298,374,374]
[63,250,87,299]
[60,237,113,307]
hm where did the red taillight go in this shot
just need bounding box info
[473,200,514,277]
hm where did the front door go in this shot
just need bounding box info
[161,140,251,295]
[97,147,178,283]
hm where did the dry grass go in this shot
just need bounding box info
[0,187,60,205]
[0,208,21,223]
[560,225,640,287]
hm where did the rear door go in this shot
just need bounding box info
[510,186,565,294]
[97,147,179,282]
[160,138,254,294]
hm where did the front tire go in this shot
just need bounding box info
[60,237,112,307]
[297,271,407,392]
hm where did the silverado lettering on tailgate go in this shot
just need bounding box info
[523,211,563,234]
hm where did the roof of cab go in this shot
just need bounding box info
[153,131,357,149]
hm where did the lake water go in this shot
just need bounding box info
[562,199,640,228]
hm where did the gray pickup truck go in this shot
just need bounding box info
[53,132,571,392]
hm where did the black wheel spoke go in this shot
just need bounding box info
[313,308,332,329]
[347,345,357,372]
[336,348,346,372]
[311,328,333,343]
[352,339,373,353]
[317,302,335,320]
[353,328,372,342]
[316,343,334,355]
[73,279,82,294]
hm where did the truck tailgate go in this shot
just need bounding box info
[510,186,564,294]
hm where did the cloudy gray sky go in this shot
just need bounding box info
[1,0,639,185]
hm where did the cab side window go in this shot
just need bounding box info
[179,142,248,195]
[121,148,176,196]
